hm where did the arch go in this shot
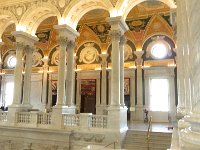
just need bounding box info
[121,0,176,20]
[19,2,61,35]
[62,0,113,29]
[142,32,175,48]
[0,10,18,39]
[142,34,176,60]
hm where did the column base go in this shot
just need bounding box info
[7,104,30,126]
[96,105,108,115]
[107,106,128,130]
[177,107,186,120]
[133,105,144,121]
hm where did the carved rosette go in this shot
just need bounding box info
[79,43,99,64]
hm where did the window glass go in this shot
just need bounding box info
[5,82,14,107]
[150,78,169,111]
[7,55,17,68]
[151,43,167,59]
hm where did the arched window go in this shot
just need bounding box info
[7,55,16,68]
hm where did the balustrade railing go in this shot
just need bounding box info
[0,112,8,122]
[63,114,80,127]
[88,115,107,128]
[37,113,52,125]
[16,112,33,124]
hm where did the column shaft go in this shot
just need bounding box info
[22,46,34,106]
[99,54,108,106]
[56,38,67,106]
[66,41,75,106]
[12,42,24,105]
[110,30,121,106]
[120,36,126,106]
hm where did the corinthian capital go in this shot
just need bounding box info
[15,42,25,50]
[67,40,75,50]
[109,30,121,40]
[57,36,68,47]
[134,51,144,66]
[119,35,127,45]
[25,45,35,53]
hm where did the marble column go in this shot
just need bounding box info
[22,45,35,108]
[108,29,121,106]
[120,36,126,106]
[11,42,24,106]
[8,31,38,125]
[11,31,38,107]
[129,73,136,121]
[134,51,144,121]
[106,16,129,131]
[52,24,79,128]
[55,36,67,107]
[99,54,108,114]
[41,56,49,111]
[47,73,52,110]
[0,42,4,107]
[66,41,76,108]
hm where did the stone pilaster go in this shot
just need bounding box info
[134,50,144,121]
[22,45,35,108]
[41,56,49,111]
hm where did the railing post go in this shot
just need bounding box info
[80,113,92,128]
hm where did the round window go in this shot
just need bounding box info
[151,43,167,59]
[7,55,17,68]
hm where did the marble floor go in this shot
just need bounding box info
[128,121,174,133]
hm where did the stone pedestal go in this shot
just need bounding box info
[107,106,128,130]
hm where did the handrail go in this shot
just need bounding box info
[147,116,152,141]
[105,141,118,149]
[146,116,152,150]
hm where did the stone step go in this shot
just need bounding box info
[123,130,172,150]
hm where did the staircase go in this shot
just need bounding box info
[123,130,172,150]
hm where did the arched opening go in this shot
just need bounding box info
[124,1,176,123]
[62,0,112,29]
[19,3,61,35]
[75,9,110,114]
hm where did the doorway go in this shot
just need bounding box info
[80,79,96,114]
